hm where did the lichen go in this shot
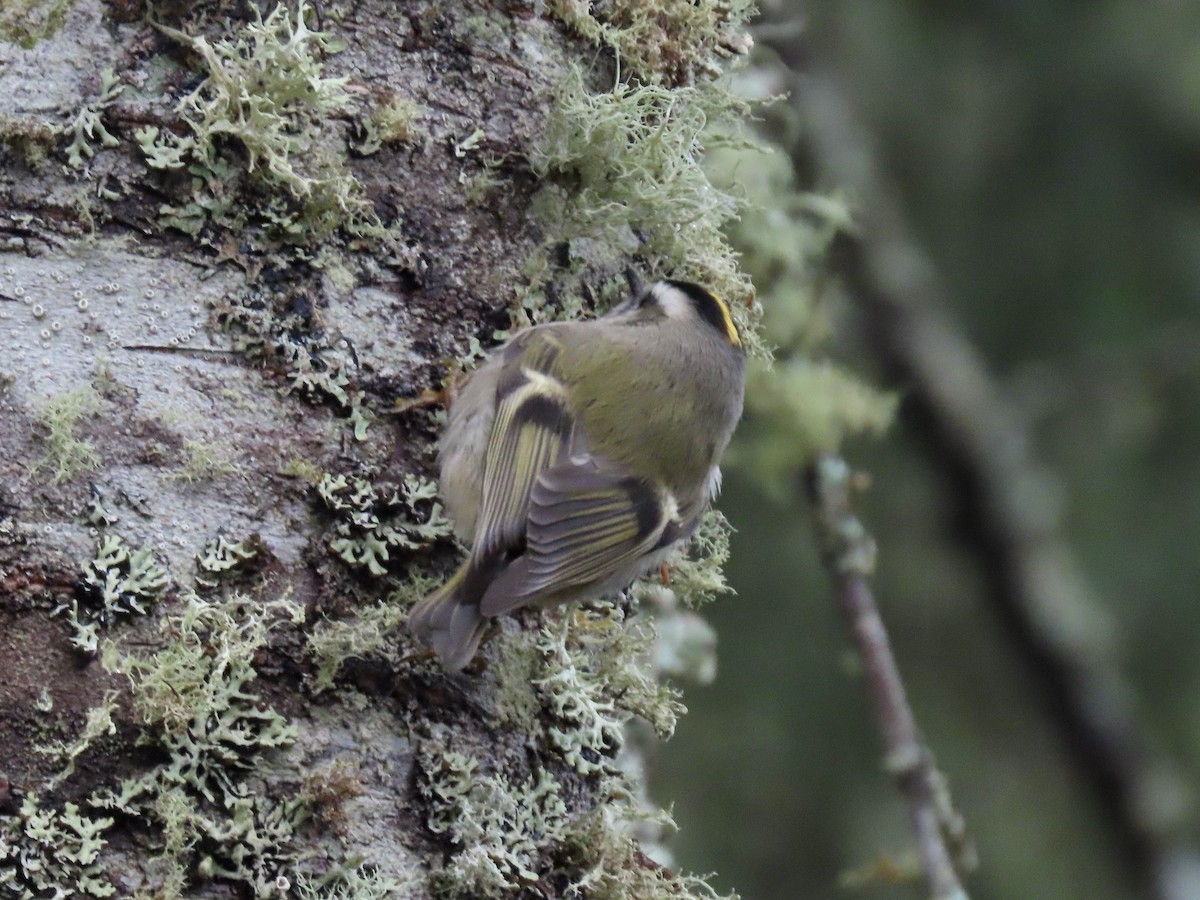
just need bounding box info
[416,727,736,900]
[292,864,412,900]
[214,290,375,442]
[53,68,124,169]
[139,1,382,240]
[0,796,115,899]
[95,591,307,896]
[194,532,261,589]
[0,0,72,50]
[31,386,103,485]
[36,693,119,791]
[528,67,764,354]
[551,0,755,87]
[0,115,57,169]
[316,472,454,577]
[174,438,243,484]
[535,603,684,776]
[354,95,423,155]
[639,509,733,610]
[56,533,170,654]
[418,746,569,897]
[706,128,897,493]
[81,489,119,529]
[306,577,434,692]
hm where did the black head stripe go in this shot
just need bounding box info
[663,279,741,347]
[623,477,664,541]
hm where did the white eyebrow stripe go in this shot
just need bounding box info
[653,283,692,321]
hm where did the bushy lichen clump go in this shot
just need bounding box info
[316,472,455,576]
[10,576,389,900]
[530,0,762,356]
[307,576,436,692]
[706,118,897,493]
[137,1,380,240]
[417,728,735,900]
[419,745,570,896]
[535,604,684,776]
[31,387,103,485]
[552,0,755,87]
[412,570,735,897]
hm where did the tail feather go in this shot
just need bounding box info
[407,566,487,671]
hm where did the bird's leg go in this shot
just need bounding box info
[392,368,467,415]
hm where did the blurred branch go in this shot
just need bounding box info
[806,454,972,900]
[783,52,1190,900]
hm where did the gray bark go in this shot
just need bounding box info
[0,2,749,897]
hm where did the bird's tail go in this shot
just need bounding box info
[407,566,488,671]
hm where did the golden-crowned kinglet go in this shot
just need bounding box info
[408,279,745,670]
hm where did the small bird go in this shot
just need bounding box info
[407,279,746,670]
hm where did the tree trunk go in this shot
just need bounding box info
[0,1,754,897]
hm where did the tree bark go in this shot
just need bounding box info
[0,2,751,897]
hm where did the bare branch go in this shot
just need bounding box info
[807,454,972,900]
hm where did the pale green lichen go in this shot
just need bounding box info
[194,533,261,589]
[174,438,243,484]
[31,386,102,485]
[354,94,423,155]
[56,533,170,654]
[316,472,454,576]
[641,509,733,610]
[292,864,413,900]
[37,693,119,791]
[214,292,374,441]
[559,803,735,900]
[529,67,764,354]
[371,96,422,145]
[417,732,736,900]
[735,359,897,496]
[96,591,306,896]
[81,489,119,529]
[535,603,684,776]
[307,577,435,692]
[706,128,896,492]
[53,68,123,169]
[418,747,569,896]
[139,1,381,240]
[551,0,755,87]
[0,796,115,899]
[0,0,71,49]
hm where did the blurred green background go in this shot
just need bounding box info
[654,3,1200,899]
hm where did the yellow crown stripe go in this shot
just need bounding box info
[712,294,741,348]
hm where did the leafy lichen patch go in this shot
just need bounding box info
[0,795,116,899]
[95,590,307,896]
[316,472,454,577]
[56,533,170,654]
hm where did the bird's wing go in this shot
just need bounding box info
[479,457,676,616]
[471,330,574,559]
